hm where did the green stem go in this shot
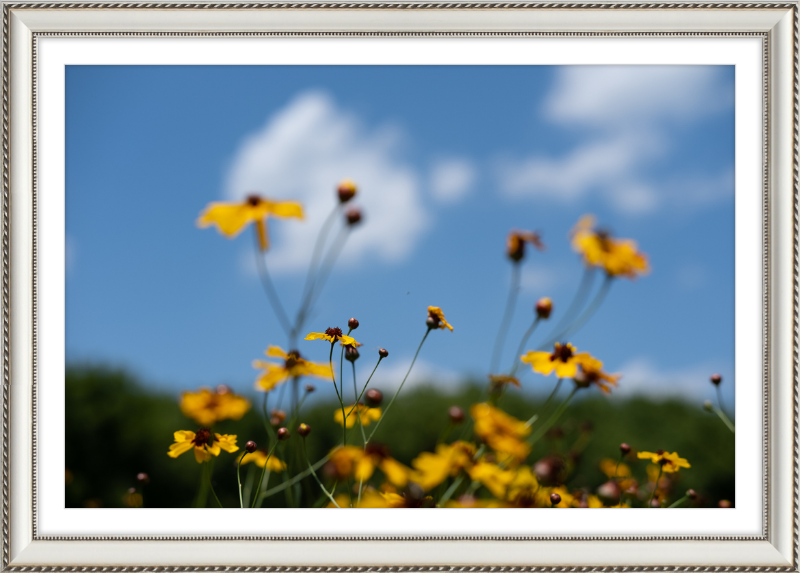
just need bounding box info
[253,229,292,336]
[260,452,332,501]
[367,327,432,444]
[329,342,347,447]
[206,462,223,508]
[347,357,384,418]
[667,494,690,508]
[490,263,521,375]
[353,361,367,445]
[648,466,664,508]
[439,474,464,505]
[251,442,279,508]
[545,274,613,348]
[712,404,736,433]
[526,378,563,428]
[528,387,578,445]
[237,451,250,508]
[541,266,595,347]
[510,316,541,376]
[303,439,340,508]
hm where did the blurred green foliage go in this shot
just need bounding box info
[66,365,734,509]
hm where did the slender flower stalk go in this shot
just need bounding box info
[353,362,367,445]
[252,230,292,336]
[510,316,541,376]
[260,452,333,501]
[251,442,279,508]
[542,267,595,345]
[648,465,664,508]
[329,342,347,446]
[490,263,521,375]
[526,378,563,428]
[205,462,223,508]
[303,227,351,319]
[528,387,578,445]
[347,355,385,418]
[237,449,250,508]
[366,327,432,444]
[542,275,613,349]
[302,439,340,508]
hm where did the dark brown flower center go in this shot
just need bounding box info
[246,194,261,207]
[285,350,301,369]
[365,442,390,460]
[325,327,343,340]
[192,428,213,447]
[551,343,573,363]
[596,229,613,252]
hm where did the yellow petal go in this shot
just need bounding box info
[354,457,376,482]
[266,346,288,359]
[215,434,239,453]
[380,458,410,487]
[194,446,212,463]
[305,332,330,342]
[173,430,195,443]
[554,361,578,379]
[264,199,304,219]
[196,203,257,237]
[255,364,289,391]
[167,440,194,458]
[339,335,358,347]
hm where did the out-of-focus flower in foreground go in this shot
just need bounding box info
[167,429,238,463]
[252,346,332,392]
[506,229,545,262]
[521,342,600,379]
[637,450,691,473]
[236,449,287,472]
[427,306,454,331]
[305,327,359,346]
[471,403,531,461]
[574,362,621,393]
[196,195,304,251]
[334,403,382,428]
[570,214,649,279]
[327,444,411,488]
[180,386,250,427]
[410,441,476,491]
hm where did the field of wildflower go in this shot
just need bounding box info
[66,179,736,510]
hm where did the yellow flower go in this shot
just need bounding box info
[427,306,454,331]
[575,361,621,393]
[167,428,238,463]
[327,444,411,488]
[468,462,517,498]
[179,386,250,426]
[599,458,631,478]
[197,195,304,251]
[237,449,287,473]
[521,342,600,379]
[471,403,531,461]
[570,214,649,279]
[505,466,541,507]
[637,450,691,473]
[410,441,477,491]
[488,374,521,391]
[536,485,574,508]
[252,346,332,392]
[334,404,382,428]
[506,229,545,262]
[305,326,359,347]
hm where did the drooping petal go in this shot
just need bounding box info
[553,361,578,379]
[196,203,257,237]
[173,430,195,443]
[194,446,213,463]
[305,332,331,342]
[354,456,376,482]
[380,458,411,487]
[266,346,288,359]
[167,440,195,458]
[264,199,304,219]
[215,434,239,453]
[254,363,289,391]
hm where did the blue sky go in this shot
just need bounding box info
[65,65,735,407]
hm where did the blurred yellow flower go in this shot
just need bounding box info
[179,387,250,427]
[471,403,531,461]
[252,346,332,392]
[167,428,238,463]
[468,462,517,499]
[427,306,454,331]
[571,214,649,279]
[521,342,600,379]
[305,327,358,346]
[575,361,621,393]
[505,466,541,507]
[327,444,411,488]
[237,449,287,473]
[411,441,477,491]
[637,450,691,473]
[599,458,631,478]
[536,485,574,508]
[334,404,382,428]
[506,229,545,262]
[197,195,304,251]
[488,374,521,390]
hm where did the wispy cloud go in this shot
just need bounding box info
[369,357,463,393]
[429,158,476,204]
[497,66,734,215]
[225,91,431,274]
[519,263,568,294]
[612,357,732,402]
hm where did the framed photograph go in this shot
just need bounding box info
[3,0,798,569]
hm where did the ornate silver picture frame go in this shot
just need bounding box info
[2,1,798,569]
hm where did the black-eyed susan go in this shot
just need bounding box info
[167,428,239,463]
[506,229,545,262]
[471,403,531,461]
[574,361,621,393]
[236,449,287,473]
[179,386,251,427]
[521,342,600,379]
[334,403,381,428]
[637,450,691,473]
[252,346,332,392]
[427,306,454,331]
[305,326,359,347]
[197,195,304,251]
[327,444,412,488]
[570,214,649,279]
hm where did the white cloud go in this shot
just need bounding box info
[225,91,431,274]
[369,357,462,393]
[611,357,731,402]
[497,66,734,215]
[429,158,476,204]
[675,263,710,291]
[520,263,566,293]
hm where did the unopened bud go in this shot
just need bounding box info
[365,389,383,407]
[650,498,661,508]
[216,384,232,395]
[277,427,290,441]
[596,480,621,505]
[305,384,315,393]
[687,489,697,500]
[710,373,722,386]
[136,472,150,484]
[245,441,257,453]
[298,423,311,437]
[378,348,389,359]
[718,499,732,508]
[448,406,465,424]
[345,208,362,226]
[426,316,439,329]
[550,493,561,506]
[337,179,357,203]
[271,410,287,423]
[348,317,359,330]
[619,443,631,455]
[345,346,360,362]
[535,297,553,319]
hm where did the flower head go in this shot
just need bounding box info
[179,387,250,427]
[574,361,621,393]
[252,346,332,392]
[305,327,359,346]
[521,342,600,379]
[167,429,238,463]
[327,444,411,488]
[337,179,357,203]
[237,449,287,472]
[427,306,454,331]
[570,215,649,279]
[334,403,382,428]
[197,195,304,251]
[471,403,531,461]
[488,374,521,393]
[637,450,691,473]
[410,441,477,491]
[506,229,545,262]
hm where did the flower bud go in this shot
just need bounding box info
[718,499,732,508]
[215,384,232,395]
[549,493,561,506]
[448,406,465,424]
[345,208,362,226]
[535,297,553,319]
[277,427,290,441]
[345,345,360,362]
[271,409,287,423]
[703,400,713,412]
[136,472,150,484]
[348,317,359,330]
[649,498,661,508]
[619,443,631,456]
[298,423,311,437]
[365,389,383,407]
[596,480,621,505]
[128,487,137,494]
[305,384,315,393]
[687,489,697,500]
[245,440,257,453]
[710,373,722,386]
[378,348,389,359]
[426,316,439,329]
[337,179,357,203]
